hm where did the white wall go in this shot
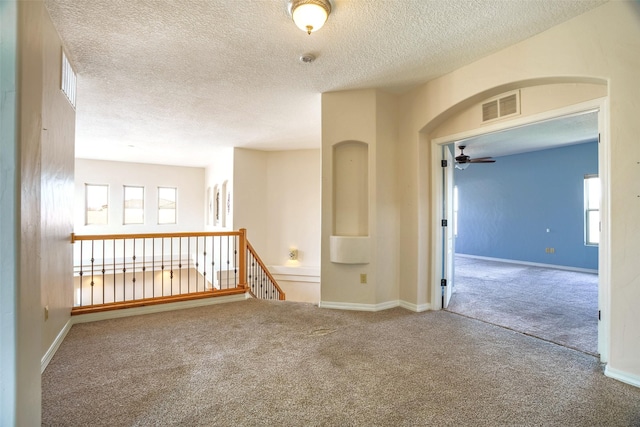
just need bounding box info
[265,149,321,267]
[204,147,234,230]
[74,159,205,234]
[233,148,321,269]
[230,148,321,303]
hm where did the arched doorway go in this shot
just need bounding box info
[420,80,609,362]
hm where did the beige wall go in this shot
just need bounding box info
[431,83,607,140]
[3,2,76,424]
[233,148,321,268]
[41,5,76,369]
[233,148,268,253]
[18,2,45,424]
[265,149,321,267]
[396,1,638,381]
[322,90,377,305]
[323,1,640,383]
[321,89,400,308]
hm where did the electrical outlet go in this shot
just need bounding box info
[360,274,367,284]
[44,305,49,321]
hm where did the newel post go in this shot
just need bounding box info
[239,228,247,289]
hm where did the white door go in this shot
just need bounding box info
[442,145,455,308]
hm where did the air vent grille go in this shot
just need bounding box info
[499,94,518,116]
[482,100,499,122]
[61,50,77,109]
[481,90,520,123]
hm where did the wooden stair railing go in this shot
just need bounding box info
[70,228,284,314]
[246,240,286,301]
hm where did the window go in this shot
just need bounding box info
[158,187,177,224]
[85,184,108,225]
[123,186,144,224]
[453,185,459,237]
[584,174,600,246]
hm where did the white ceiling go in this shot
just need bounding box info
[452,110,599,160]
[44,0,607,167]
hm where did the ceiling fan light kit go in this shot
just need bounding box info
[289,0,332,35]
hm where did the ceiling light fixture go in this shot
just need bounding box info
[289,0,332,35]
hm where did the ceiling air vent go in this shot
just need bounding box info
[481,90,520,123]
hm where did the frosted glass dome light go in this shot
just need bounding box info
[290,0,332,35]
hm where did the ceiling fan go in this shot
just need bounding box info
[455,145,495,170]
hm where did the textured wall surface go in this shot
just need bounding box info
[455,141,598,270]
[41,7,75,365]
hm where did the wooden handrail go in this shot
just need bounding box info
[71,230,241,243]
[70,229,285,313]
[238,228,247,287]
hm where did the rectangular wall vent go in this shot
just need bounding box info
[61,50,77,109]
[482,100,499,121]
[481,90,520,123]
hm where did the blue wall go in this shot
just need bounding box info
[454,141,598,270]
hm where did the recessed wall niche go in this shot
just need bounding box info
[333,141,368,236]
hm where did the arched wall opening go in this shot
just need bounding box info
[415,77,609,359]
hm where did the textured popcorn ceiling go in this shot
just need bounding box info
[44,0,606,167]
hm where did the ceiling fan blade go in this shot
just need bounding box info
[469,159,496,163]
[471,157,493,161]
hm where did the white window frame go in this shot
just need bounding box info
[584,174,600,246]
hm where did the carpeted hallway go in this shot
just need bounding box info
[42,299,640,426]
[447,256,598,355]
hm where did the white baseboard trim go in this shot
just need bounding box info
[604,365,640,388]
[41,319,72,373]
[319,300,399,312]
[456,253,598,274]
[399,300,432,312]
[72,293,249,324]
[319,299,434,313]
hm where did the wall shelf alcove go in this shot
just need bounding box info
[331,140,370,264]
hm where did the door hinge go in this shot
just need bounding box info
[598,133,601,143]
[598,310,601,321]
[441,159,448,167]
[441,219,448,227]
[441,279,447,287]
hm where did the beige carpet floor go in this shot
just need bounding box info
[42,299,640,426]
[447,256,598,355]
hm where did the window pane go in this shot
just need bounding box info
[587,177,600,210]
[587,210,600,245]
[584,175,599,246]
[158,187,176,224]
[86,184,108,225]
[124,186,144,224]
